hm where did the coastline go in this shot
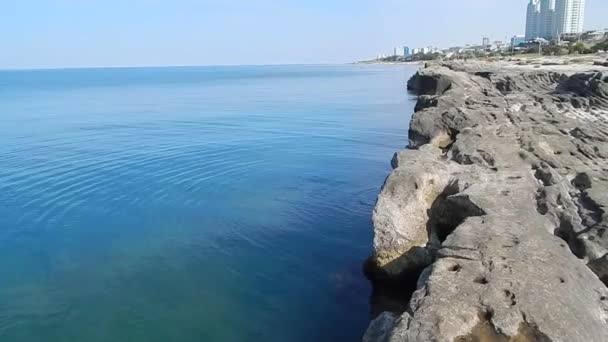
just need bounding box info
[355,52,608,67]
[364,58,608,341]
[354,61,423,66]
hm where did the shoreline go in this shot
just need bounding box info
[364,57,608,341]
[355,61,423,66]
[356,52,608,67]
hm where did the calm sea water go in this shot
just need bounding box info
[0,64,416,341]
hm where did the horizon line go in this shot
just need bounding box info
[0,61,360,72]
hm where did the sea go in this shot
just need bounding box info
[0,64,417,341]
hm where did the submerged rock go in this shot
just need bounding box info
[365,61,608,341]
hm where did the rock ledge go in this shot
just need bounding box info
[365,61,608,342]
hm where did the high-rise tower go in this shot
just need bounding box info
[526,0,542,40]
[525,0,585,40]
[540,0,556,39]
[554,0,586,36]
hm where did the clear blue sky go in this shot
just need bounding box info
[2,0,607,69]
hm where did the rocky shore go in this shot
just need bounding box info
[364,58,608,341]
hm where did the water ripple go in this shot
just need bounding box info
[0,64,416,342]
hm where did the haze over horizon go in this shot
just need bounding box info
[2,0,607,69]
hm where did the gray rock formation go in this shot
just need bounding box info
[365,61,608,341]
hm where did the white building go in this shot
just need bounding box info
[526,0,586,40]
[554,0,586,35]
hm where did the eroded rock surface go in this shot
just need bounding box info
[365,61,608,342]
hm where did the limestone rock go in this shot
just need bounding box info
[365,61,608,341]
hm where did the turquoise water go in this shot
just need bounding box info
[0,65,416,341]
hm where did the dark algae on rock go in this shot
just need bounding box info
[364,60,608,342]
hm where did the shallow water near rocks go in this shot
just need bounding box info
[0,64,416,341]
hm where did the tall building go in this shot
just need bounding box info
[540,0,556,39]
[526,0,541,40]
[482,37,490,47]
[554,0,586,35]
[403,46,410,56]
[526,0,586,40]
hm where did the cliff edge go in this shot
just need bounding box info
[364,59,608,342]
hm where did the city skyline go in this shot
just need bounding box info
[390,0,599,59]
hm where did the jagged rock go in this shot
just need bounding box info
[363,312,398,342]
[365,61,608,342]
[407,70,452,95]
[371,145,450,278]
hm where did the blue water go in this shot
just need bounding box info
[0,65,416,341]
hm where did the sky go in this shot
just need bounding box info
[1,0,607,69]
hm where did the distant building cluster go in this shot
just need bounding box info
[526,0,586,40]
[372,0,605,62]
